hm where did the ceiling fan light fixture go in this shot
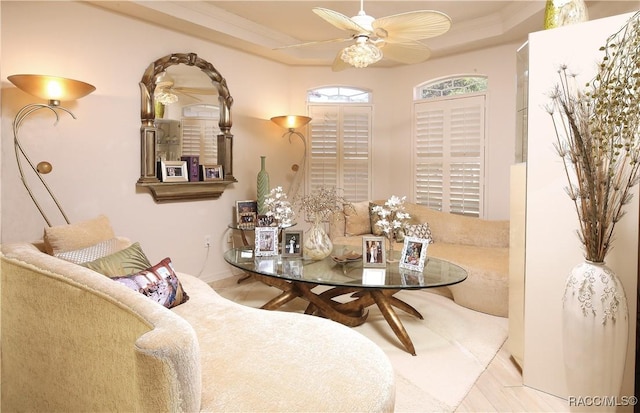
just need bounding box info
[340,41,382,68]
[155,90,179,105]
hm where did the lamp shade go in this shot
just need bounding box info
[271,115,311,130]
[8,74,95,103]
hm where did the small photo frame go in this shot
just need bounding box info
[281,230,303,257]
[181,156,200,182]
[399,236,429,272]
[161,161,188,182]
[236,200,258,230]
[257,214,277,227]
[362,236,386,267]
[201,164,223,181]
[254,226,279,257]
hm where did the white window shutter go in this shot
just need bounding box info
[181,118,219,164]
[308,106,339,192]
[308,105,372,203]
[413,94,485,217]
[181,104,220,165]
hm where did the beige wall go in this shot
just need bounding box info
[1,1,518,281]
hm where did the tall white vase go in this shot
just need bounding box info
[562,261,628,412]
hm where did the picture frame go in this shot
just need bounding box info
[254,226,279,257]
[160,160,188,182]
[201,164,223,181]
[236,200,258,230]
[281,230,303,257]
[399,236,430,272]
[362,236,386,267]
[180,155,200,182]
[257,214,277,227]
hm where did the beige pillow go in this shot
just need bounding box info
[44,215,115,255]
[345,201,372,236]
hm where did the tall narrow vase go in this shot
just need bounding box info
[257,156,269,214]
[562,261,628,412]
[303,218,333,260]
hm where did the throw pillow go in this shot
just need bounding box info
[55,238,121,264]
[112,258,189,309]
[82,242,151,277]
[345,200,372,236]
[369,202,384,236]
[44,215,115,255]
[405,223,434,244]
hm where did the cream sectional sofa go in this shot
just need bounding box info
[330,201,510,317]
[1,216,395,412]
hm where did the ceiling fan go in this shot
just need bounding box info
[155,71,216,104]
[279,0,452,71]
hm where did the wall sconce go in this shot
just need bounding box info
[270,115,312,200]
[9,74,95,226]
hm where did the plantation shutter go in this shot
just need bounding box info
[308,105,372,203]
[181,104,220,165]
[414,94,485,217]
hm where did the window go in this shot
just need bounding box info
[417,77,488,99]
[307,87,372,203]
[181,104,220,164]
[413,76,487,217]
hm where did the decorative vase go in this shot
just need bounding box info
[303,217,333,260]
[562,261,628,411]
[386,235,397,263]
[257,156,269,214]
[544,0,588,30]
[154,101,165,119]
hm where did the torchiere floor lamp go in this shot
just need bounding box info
[270,115,312,200]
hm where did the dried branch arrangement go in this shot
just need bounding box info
[547,12,640,262]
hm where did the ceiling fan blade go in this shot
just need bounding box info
[331,49,352,72]
[275,37,353,50]
[372,10,451,43]
[173,87,217,95]
[379,41,432,65]
[313,7,371,34]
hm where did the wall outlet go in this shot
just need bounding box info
[204,235,211,248]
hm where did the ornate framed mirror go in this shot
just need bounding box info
[136,52,236,202]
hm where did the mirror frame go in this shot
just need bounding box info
[136,52,236,202]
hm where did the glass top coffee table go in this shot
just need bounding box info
[224,246,467,355]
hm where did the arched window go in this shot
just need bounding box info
[308,86,372,103]
[413,76,487,217]
[416,76,488,99]
[306,86,372,203]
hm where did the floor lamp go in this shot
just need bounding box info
[270,115,312,200]
[9,74,95,226]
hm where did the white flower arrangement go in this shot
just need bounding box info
[263,186,294,227]
[372,195,411,239]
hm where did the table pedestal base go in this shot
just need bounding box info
[256,275,422,355]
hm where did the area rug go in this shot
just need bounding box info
[216,280,508,413]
